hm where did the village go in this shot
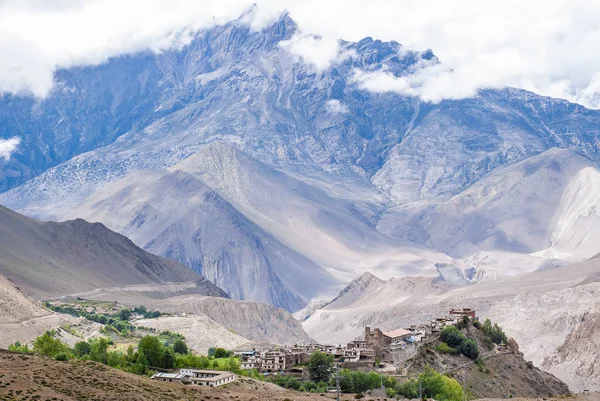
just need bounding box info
[150,308,477,387]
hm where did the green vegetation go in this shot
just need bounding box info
[397,368,463,401]
[173,339,188,355]
[8,331,241,378]
[307,351,334,382]
[482,319,508,344]
[270,365,463,399]
[44,300,163,333]
[33,331,71,358]
[436,342,459,355]
[440,326,480,360]
[7,341,31,354]
[212,347,232,359]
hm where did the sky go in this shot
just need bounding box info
[1,0,600,117]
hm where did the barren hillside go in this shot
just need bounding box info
[0,205,227,299]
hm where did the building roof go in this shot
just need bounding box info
[382,328,412,339]
[180,369,228,375]
[152,372,187,380]
[190,372,236,382]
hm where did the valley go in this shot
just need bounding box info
[1,6,600,400]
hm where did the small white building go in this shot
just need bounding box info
[179,369,237,387]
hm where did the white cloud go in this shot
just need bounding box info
[278,33,340,71]
[0,137,21,161]
[1,0,600,107]
[326,99,349,114]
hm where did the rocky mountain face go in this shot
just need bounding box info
[3,13,600,313]
[0,204,227,299]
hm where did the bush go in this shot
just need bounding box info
[213,348,230,358]
[436,342,459,355]
[54,352,70,361]
[483,319,508,344]
[8,341,31,354]
[456,316,470,330]
[459,339,479,360]
[440,326,465,348]
[33,331,71,358]
[173,339,188,355]
[74,341,92,357]
[419,368,463,401]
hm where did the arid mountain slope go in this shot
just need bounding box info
[0,205,227,299]
[407,325,569,398]
[0,274,45,324]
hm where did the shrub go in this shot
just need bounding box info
[213,348,230,358]
[436,342,459,355]
[459,339,479,360]
[440,326,465,348]
[54,352,69,361]
[173,339,189,355]
[456,316,470,330]
[8,341,31,354]
[74,341,92,357]
[33,332,71,358]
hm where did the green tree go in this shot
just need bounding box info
[137,335,164,368]
[89,337,109,364]
[118,309,132,321]
[227,356,241,373]
[54,352,69,361]
[133,306,147,315]
[459,338,479,360]
[440,326,465,348]
[419,368,463,401]
[163,347,176,369]
[33,331,70,358]
[173,339,189,355]
[491,323,507,344]
[483,318,493,336]
[213,347,229,358]
[307,351,334,383]
[396,379,419,398]
[74,341,92,357]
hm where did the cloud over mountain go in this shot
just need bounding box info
[0,137,20,161]
[2,1,600,107]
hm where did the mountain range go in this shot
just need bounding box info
[2,13,600,315]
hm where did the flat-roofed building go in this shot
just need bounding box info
[179,369,237,387]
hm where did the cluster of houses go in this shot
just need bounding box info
[151,369,237,387]
[431,308,477,332]
[235,308,477,372]
[150,308,477,386]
